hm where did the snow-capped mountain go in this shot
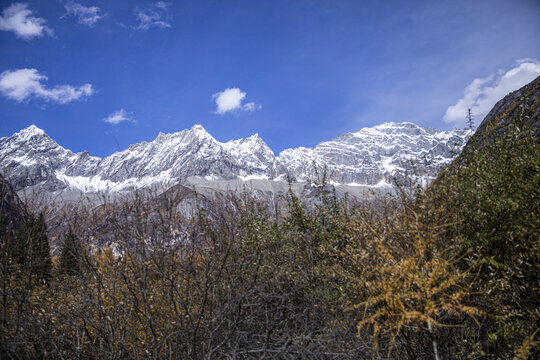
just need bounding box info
[278,122,471,185]
[0,122,471,200]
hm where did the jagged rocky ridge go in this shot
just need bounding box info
[0,122,471,200]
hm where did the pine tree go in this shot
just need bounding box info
[466,108,475,130]
[12,216,33,269]
[33,213,51,284]
[59,227,81,276]
[13,213,51,284]
[0,213,13,276]
[0,213,8,257]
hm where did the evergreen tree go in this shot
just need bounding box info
[34,213,51,284]
[12,216,33,269]
[0,213,13,278]
[0,213,8,257]
[12,213,51,284]
[466,108,475,130]
[59,227,81,276]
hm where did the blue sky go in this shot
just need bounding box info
[0,0,539,157]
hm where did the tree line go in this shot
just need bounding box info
[0,113,538,359]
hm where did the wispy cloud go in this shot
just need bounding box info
[0,3,53,39]
[444,59,540,128]
[135,2,171,30]
[0,68,93,104]
[64,1,103,27]
[213,88,261,115]
[242,102,260,112]
[103,109,136,124]
[155,2,171,10]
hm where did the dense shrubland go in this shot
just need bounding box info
[0,114,538,359]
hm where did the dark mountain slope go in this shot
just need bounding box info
[0,173,28,233]
[423,76,539,358]
[469,75,539,146]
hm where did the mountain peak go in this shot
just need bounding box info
[17,124,46,138]
[224,132,270,149]
[153,125,214,143]
[370,122,420,131]
[190,124,210,135]
[189,124,215,140]
[0,121,472,196]
[353,121,428,137]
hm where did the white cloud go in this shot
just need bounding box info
[213,88,261,115]
[0,68,93,104]
[103,109,136,125]
[155,2,171,10]
[0,3,53,39]
[444,60,540,128]
[135,2,171,30]
[64,1,103,27]
[242,102,262,112]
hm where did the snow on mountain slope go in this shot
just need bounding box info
[0,125,100,192]
[0,122,471,198]
[277,122,471,184]
[222,133,278,176]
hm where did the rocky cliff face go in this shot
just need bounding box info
[278,122,470,185]
[0,122,471,201]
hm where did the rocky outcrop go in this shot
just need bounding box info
[278,122,471,184]
[469,75,539,146]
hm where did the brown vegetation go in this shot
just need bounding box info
[1,104,538,358]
